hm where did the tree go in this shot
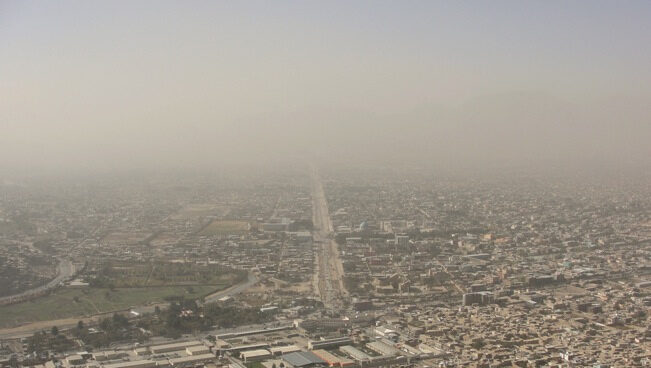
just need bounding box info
[112,313,129,328]
[77,320,84,330]
[471,339,485,349]
[99,317,112,332]
[28,332,45,355]
[51,326,59,336]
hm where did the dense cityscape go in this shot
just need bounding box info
[3,1,651,368]
[0,166,649,368]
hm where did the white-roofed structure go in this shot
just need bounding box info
[241,349,272,362]
[150,341,204,354]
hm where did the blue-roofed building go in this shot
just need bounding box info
[282,351,326,368]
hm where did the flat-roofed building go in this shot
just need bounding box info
[338,346,371,362]
[215,325,293,340]
[168,353,215,367]
[282,351,326,368]
[241,349,271,362]
[270,345,302,356]
[186,345,211,356]
[311,349,354,367]
[133,347,149,356]
[221,343,270,355]
[150,341,204,354]
[94,351,128,362]
[152,359,171,368]
[398,344,421,358]
[102,360,157,368]
[366,341,400,357]
[307,337,352,350]
[417,343,448,358]
[66,355,85,366]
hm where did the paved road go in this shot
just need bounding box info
[310,165,348,310]
[0,258,75,305]
[204,271,258,303]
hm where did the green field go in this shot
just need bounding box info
[92,261,245,288]
[200,220,249,235]
[0,285,217,328]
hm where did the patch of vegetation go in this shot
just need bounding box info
[0,256,52,298]
[137,300,273,338]
[200,220,249,235]
[25,329,76,357]
[76,313,149,349]
[86,261,246,288]
[343,276,368,294]
[0,286,216,328]
[32,239,57,254]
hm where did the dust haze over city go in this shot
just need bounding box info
[1,1,650,368]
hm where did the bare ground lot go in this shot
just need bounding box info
[200,220,250,235]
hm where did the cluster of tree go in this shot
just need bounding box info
[470,338,486,350]
[75,313,147,349]
[291,297,324,309]
[87,275,115,288]
[26,327,74,357]
[138,299,273,338]
[99,313,130,331]
[343,276,367,294]
[135,299,204,339]
[203,303,272,328]
[85,262,117,288]
[32,238,57,254]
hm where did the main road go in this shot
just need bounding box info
[310,165,347,310]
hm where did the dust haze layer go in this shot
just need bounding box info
[1,1,650,174]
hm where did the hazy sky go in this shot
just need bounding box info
[1,1,650,172]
